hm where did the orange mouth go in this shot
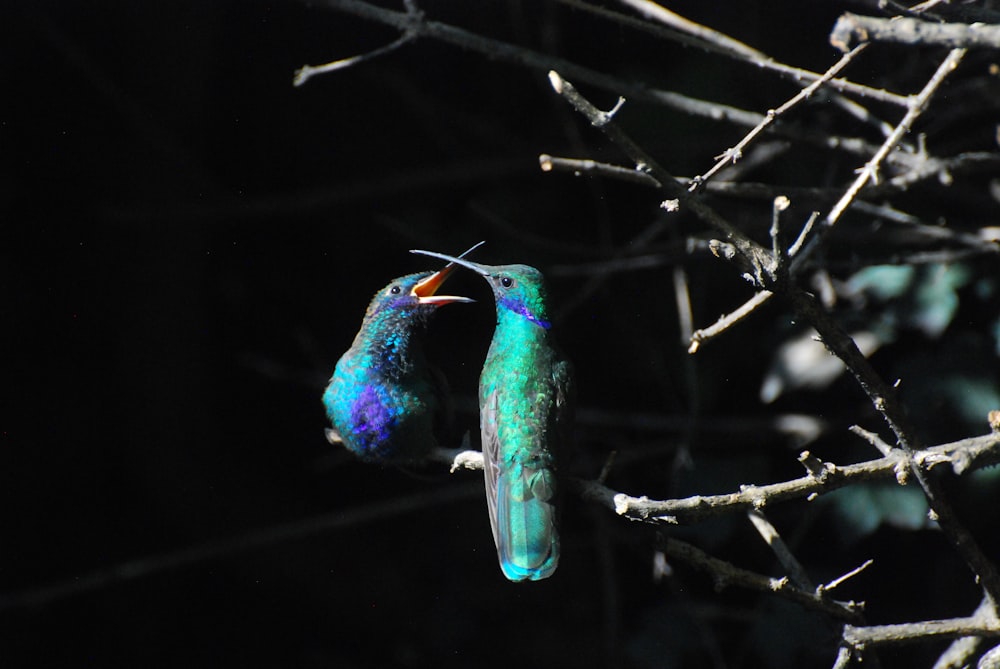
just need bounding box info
[411,265,474,305]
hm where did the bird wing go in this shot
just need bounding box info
[482,382,561,581]
[552,356,575,457]
[482,388,503,555]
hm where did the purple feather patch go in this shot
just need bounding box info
[350,384,395,447]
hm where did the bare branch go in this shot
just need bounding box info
[309,0,763,125]
[548,70,775,282]
[663,537,864,622]
[607,0,907,105]
[747,509,815,591]
[831,13,1000,51]
[787,287,1000,607]
[688,290,774,353]
[567,432,1000,525]
[538,154,661,188]
[689,44,868,193]
[294,31,416,86]
[934,596,998,669]
[820,559,874,594]
[545,1,907,107]
[615,0,766,62]
[792,48,967,273]
[843,613,1000,649]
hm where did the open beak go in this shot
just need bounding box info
[411,265,473,305]
[410,241,486,305]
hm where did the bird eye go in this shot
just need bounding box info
[389,285,401,295]
[500,276,515,289]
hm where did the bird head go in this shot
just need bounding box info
[410,249,552,330]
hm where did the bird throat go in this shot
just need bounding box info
[498,296,551,330]
[358,309,429,380]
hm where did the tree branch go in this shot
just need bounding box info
[689,43,869,193]
[843,612,1000,649]
[439,433,998,525]
[547,70,775,282]
[552,0,909,106]
[663,537,864,622]
[307,0,763,125]
[831,13,1000,51]
[792,48,967,273]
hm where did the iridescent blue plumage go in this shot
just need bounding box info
[323,253,476,462]
[411,248,574,581]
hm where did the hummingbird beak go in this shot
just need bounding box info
[410,242,487,304]
[409,248,492,278]
[410,264,475,305]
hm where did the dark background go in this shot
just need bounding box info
[3,1,999,667]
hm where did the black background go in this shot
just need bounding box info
[4,1,999,667]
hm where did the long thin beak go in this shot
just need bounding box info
[410,248,492,277]
[410,241,486,304]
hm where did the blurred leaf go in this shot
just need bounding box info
[846,265,915,300]
[971,465,1000,486]
[826,484,930,542]
[940,375,1000,427]
[844,263,972,339]
[760,329,882,403]
[910,264,971,338]
[897,332,1000,440]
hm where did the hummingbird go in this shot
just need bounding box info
[411,248,574,581]
[323,244,481,463]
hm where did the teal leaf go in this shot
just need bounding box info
[910,264,971,338]
[827,484,930,542]
[845,265,914,300]
[940,375,1000,427]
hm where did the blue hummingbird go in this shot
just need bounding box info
[411,248,574,581]
[323,244,482,462]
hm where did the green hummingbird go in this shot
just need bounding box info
[411,248,574,581]
[323,244,481,462]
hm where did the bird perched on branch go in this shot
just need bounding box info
[411,247,574,581]
[323,244,481,462]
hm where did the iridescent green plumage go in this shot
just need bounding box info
[411,249,574,581]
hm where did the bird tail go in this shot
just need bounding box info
[492,463,560,581]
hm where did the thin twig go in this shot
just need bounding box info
[293,31,416,86]
[548,70,774,281]
[601,0,908,106]
[747,509,815,591]
[306,0,916,168]
[832,645,854,669]
[538,154,661,188]
[310,0,762,125]
[849,425,895,457]
[663,537,863,622]
[688,290,773,353]
[615,0,765,61]
[689,44,868,193]
[792,48,968,274]
[820,559,874,594]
